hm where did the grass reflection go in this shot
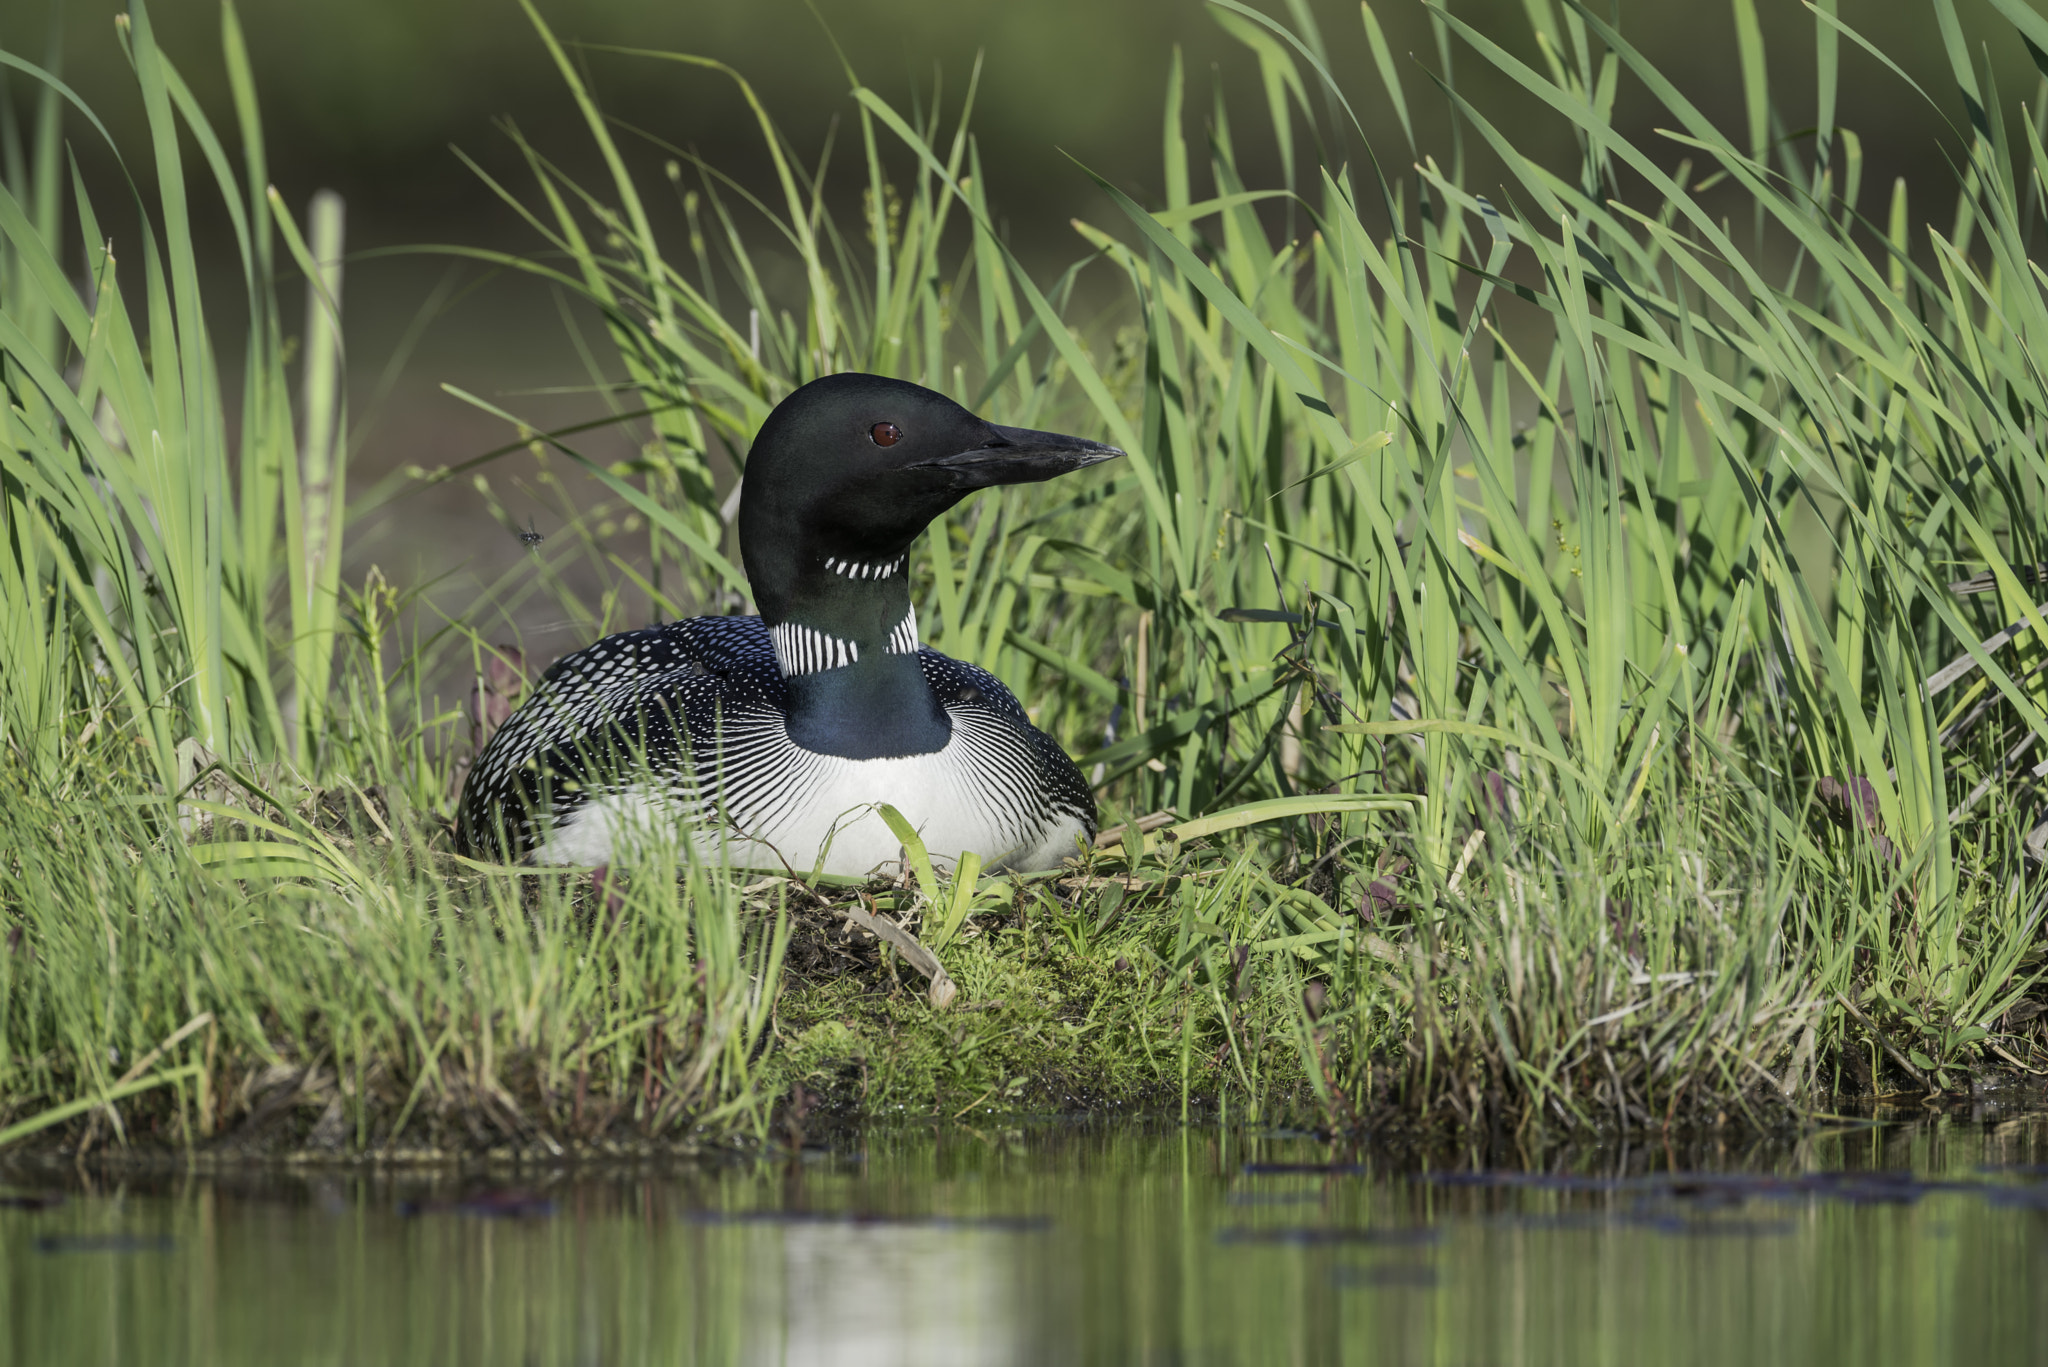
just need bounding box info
[4,1110,2047,1365]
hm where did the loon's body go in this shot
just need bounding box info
[457,615,1094,873]
[455,374,1119,875]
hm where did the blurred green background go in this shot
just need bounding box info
[0,0,2035,649]
[4,0,2022,252]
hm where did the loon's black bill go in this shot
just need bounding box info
[911,423,1125,490]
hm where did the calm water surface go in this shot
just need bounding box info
[6,1111,2048,1365]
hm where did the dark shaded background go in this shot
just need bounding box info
[7,0,2027,250]
[2,0,2037,649]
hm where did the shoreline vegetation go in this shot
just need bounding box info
[6,0,2048,1160]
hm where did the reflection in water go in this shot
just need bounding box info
[745,1221,1026,1367]
[4,1107,2048,1365]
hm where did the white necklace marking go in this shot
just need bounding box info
[822,553,907,581]
[771,622,859,676]
[885,604,919,656]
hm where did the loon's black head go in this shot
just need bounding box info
[738,373,1121,626]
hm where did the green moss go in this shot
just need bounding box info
[754,895,1322,1124]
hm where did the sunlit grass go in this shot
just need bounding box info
[4,0,2048,1153]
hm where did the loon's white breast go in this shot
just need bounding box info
[533,711,1089,875]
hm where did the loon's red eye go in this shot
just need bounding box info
[870,421,902,447]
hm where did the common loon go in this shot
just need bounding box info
[455,373,1122,876]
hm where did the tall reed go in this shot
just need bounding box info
[0,0,354,795]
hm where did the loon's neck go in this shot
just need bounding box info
[765,551,948,759]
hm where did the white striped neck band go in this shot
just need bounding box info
[770,607,920,678]
[822,553,907,581]
[885,605,920,656]
[771,622,859,676]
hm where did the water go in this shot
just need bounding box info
[6,1111,2048,1365]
